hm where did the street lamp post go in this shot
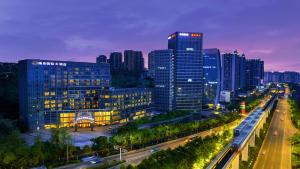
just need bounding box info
[120,147,122,161]
[67,141,69,163]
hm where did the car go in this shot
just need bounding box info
[150,148,159,154]
[89,159,103,164]
[81,156,97,162]
[262,150,266,155]
[273,131,278,136]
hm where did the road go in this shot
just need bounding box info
[55,119,241,169]
[56,96,272,169]
[253,95,298,169]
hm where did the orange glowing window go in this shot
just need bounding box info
[191,33,201,37]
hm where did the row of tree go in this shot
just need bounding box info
[289,83,300,129]
[123,131,233,169]
[111,112,240,150]
[288,83,300,168]
[117,110,190,133]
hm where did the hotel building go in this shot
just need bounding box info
[18,59,151,131]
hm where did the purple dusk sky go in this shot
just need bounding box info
[0,0,299,72]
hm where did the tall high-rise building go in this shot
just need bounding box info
[124,50,144,73]
[149,49,175,112]
[239,55,247,90]
[109,52,122,73]
[246,59,264,88]
[148,52,156,79]
[222,51,246,92]
[96,55,107,63]
[168,32,203,112]
[203,48,222,106]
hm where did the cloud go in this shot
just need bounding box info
[248,49,273,54]
[0,0,299,72]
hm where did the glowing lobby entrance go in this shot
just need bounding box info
[75,111,95,131]
[77,120,92,128]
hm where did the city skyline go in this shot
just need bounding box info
[0,0,299,72]
[1,1,300,168]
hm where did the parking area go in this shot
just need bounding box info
[22,125,118,148]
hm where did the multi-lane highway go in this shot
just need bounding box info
[253,95,297,169]
[55,120,240,169]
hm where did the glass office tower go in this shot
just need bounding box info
[149,49,175,112]
[203,48,221,107]
[168,32,203,112]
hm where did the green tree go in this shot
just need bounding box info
[50,128,72,161]
[91,136,112,156]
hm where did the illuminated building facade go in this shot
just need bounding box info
[98,88,152,122]
[203,48,221,107]
[168,32,203,112]
[18,59,151,131]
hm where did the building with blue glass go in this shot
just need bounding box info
[148,49,175,112]
[222,51,246,93]
[246,59,264,89]
[203,48,221,107]
[168,32,203,112]
[18,59,152,131]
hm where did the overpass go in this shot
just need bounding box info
[207,94,278,169]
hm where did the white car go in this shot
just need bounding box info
[89,159,103,164]
[150,148,159,154]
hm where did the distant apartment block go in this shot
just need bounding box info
[246,59,264,88]
[109,52,123,73]
[264,71,300,83]
[222,51,246,92]
[124,50,144,74]
[96,55,107,63]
